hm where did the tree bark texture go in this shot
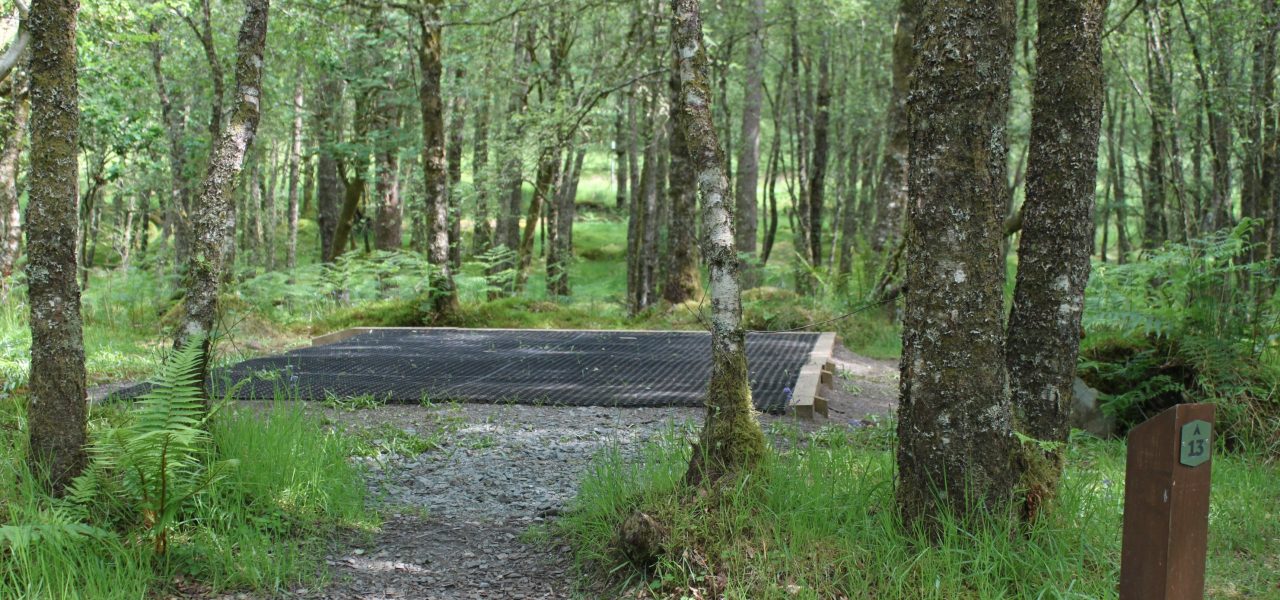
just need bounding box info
[471,94,492,254]
[0,65,28,287]
[671,0,766,487]
[174,0,269,393]
[26,0,87,494]
[1005,0,1107,513]
[664,66,700,305]
[896,0,1020,534]
[732,0,764,257]
[417,0,457,317]
[446,67,465,267]
[871,0,918,252]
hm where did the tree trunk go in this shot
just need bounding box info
[897,0,1019,535]
[1106,92,1131,263]
[664,66,700,305]
[314,78,342,262]
[0,65,28,288]
[417,0,457,317]
[871,0,918,252]
[446,67,465,267]
[174,0,270,395]
[548,145,582,297]
[614,108,628,211]
[1005,0,1107,516]
[496,19,529,264]
[286,79,302,267]
[26,0,87,495]
[148,19,191,270]
[807,45,831,267]
[733,0,764,257]
[184,0,224,141]
[471,94,492,254]
[671,0,766,487]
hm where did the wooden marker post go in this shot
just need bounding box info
[1119,403,1215,600]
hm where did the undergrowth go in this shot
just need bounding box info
[1081,222,1280,453]
[0,341,371,598]
[559,424,1280,599]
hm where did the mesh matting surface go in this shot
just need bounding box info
[120,329,823,414]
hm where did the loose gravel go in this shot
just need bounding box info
[189,343,898,600]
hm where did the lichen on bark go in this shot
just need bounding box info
[26,0,87,494]
[173,0,270,395]
[1005,0,1107,509]
[896,0,1020,535]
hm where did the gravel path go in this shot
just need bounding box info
[186,343,898,599]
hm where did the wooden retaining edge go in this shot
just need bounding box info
[788,332,836,420]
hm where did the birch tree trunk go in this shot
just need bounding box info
[26,0,87,494]
[896,0,1019,535]
[671,0,766,486]
[1005,0,1107,516]
[174,0,270,394]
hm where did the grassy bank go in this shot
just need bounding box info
[559,423,1280,599]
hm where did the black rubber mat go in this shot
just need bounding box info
[117,329,822,414]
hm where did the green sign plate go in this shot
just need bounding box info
[1180,420,1211,467]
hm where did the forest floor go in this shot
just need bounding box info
[194,341,897,600]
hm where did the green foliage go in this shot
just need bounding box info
[474,245,520,297]
[561,426,1280,599]
[322,391,388,412]
[68,337,238,554]
[0,348,369,596]
[1081,223,1280,453]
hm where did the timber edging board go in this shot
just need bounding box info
[787,331,836,420]
[310,327,836,420]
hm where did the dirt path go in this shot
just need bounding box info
[189,343,899,600]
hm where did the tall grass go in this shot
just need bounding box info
[560,425,1280,599]
[0,388,370,597]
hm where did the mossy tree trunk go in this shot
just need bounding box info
[671,0,767,487]
[1005,0,1107,516]
[896,0,1020,534]
[174,0,270,395]
[663,65,700,305]
[26,0,87,494]
[415,0,458,318]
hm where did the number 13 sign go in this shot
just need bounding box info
[1180,420,1212,468]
